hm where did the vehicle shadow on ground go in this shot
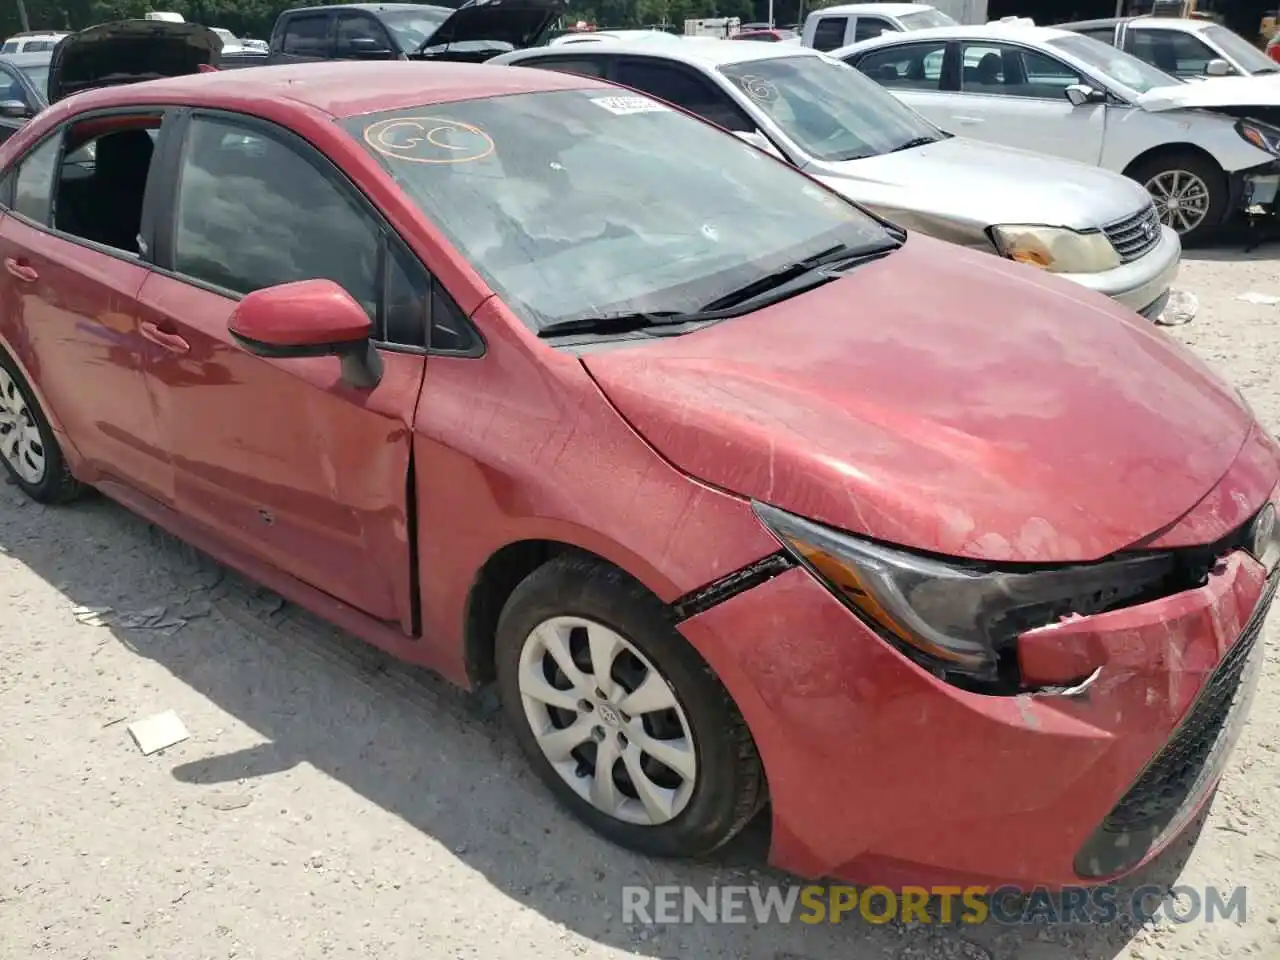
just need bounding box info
[0,486,1219,960]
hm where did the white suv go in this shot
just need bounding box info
[0,31,69,54]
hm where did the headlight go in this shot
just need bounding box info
[754,502,1176,685]
[989,224,1121,274]
[1237,119,1280,158]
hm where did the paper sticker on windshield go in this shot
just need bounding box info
[363,117,494,164]
[589,95,670,116]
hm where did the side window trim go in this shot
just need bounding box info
[156,107,482,357]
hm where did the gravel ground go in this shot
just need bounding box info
[2,240,1280,960]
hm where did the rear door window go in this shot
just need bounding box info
[520,55,608,78]
[614,58,753,132]
[853,17,893,43]
[281,13,332,56]
[334,12,395,57]
[11,135,60,224]
[811,16,848,51]
[853,40,948,90]
[1130,28,1216,78]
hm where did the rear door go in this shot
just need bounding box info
[0,110,175,503]
[135,110,438,628]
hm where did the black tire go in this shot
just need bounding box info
[1126,150,1228,245]
[0,348,83,504]
[495,554,765,859]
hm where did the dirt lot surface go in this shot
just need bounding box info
[3,242,1280,960]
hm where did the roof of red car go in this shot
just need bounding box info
[73,61,605,118]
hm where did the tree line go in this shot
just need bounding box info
[4,0,846,43]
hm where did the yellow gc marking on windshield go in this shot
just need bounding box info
[363,117,495,164]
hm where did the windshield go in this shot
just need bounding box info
[380,7,451,50]
[898,9,957,29]
[1204,24,1280,74]
[1047,33,1180,93]
[343,90,891,332]
[20,64,47,99]
[719,55,943,162]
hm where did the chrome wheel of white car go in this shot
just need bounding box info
[0,365,45,484]
[518,614,697,825]
[1145,169,1211,235]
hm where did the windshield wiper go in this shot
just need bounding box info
[537,241,899,339]
[888,135,942,153]
[537,310,700,338]
[697,241,895,313]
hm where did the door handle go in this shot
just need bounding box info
[140,320,190,355]
[954,115,984,124]
[3,257,37,283]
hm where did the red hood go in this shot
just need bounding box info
[582,234,1268,563]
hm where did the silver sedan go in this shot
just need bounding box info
[493,38,1184,319]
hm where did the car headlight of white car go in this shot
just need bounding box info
[1236,119,1280,158]
[988,225,1121,275]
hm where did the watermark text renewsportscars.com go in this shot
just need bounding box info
[621,884,1248,926]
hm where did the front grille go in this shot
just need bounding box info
[1103,204,1162,264]
[1074,572,1277,879]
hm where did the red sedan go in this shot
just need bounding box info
[1,22,1278,892]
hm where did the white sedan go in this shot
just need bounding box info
[837,23,1280,240]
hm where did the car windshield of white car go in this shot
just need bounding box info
[1203,24,1280,74]
[719,55,944,162]
[343,89,895,333]
[1047,34,1179,92]
[897,9,956,29]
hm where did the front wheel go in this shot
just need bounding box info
[1127,151,1227,244]
[495,554,765,859]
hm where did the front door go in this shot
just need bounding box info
[934,40,1107,166]
[0,113,173,503]
[136,112,427,626]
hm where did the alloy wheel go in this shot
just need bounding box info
[517,615,698,826]
[1145,169,1211,235]
[0,366,45,484]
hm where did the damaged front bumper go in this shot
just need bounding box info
[678,516,1277,890]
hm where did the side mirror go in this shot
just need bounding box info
[1064,83,1103,107]
[1204,58,1233,77]
[346,36,395,58]
[228,279,383,389]
[0,99,31,119]
[734,129,785,160]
